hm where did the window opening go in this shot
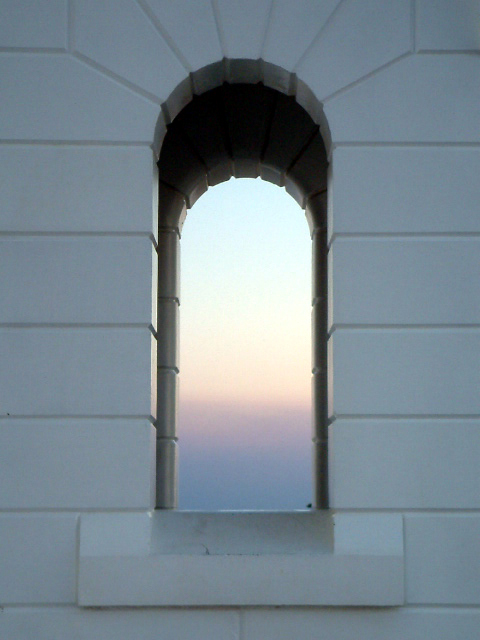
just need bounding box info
[156,83,328,510]
[179,178,311,510]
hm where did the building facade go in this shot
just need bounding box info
[1,1,479,637]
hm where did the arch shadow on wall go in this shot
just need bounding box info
[155,66,329,510]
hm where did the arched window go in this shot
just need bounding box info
[155,83,328,509]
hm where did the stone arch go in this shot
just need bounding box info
[152,58,332,157]
[155,79,329,510]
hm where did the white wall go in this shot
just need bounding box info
[1,0,479,637]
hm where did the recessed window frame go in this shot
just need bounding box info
[155,82,329,510]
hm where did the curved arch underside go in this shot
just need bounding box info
[157,83,328,212]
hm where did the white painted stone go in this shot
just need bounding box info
[214,0,272,58]
[74,0,186,100]
[333,513,404,555]
[329,238,480,326]
[0,328,154,416]
[329,329,480,416]
[155,438,177,508]
[0,419,155,508]
[156,368,177,437]
[262,0,341,71]
[157,299,179,369]
[0,145,157,233]
[329,146,480,235]
[329,419,480,508]
[417,0,480,51]
[325,55,480,142]
[157,230,180,300]
[78,511,403,606]
[0,607,239,640]
[0,237,156,325]
[0,514,77,604]
[405,515,480,604]
[312,301,328,374]
[157,181,188,233]
[297,0,411,100]
[0,0,67,49]
[144,0,222,70]
[243,608,480,640]
[190,60,225,97]
[81,553,403,606]
[0,55,159,141]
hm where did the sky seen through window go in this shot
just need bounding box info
[178,178,312,510]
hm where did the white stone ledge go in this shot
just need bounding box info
[78,511,404,607]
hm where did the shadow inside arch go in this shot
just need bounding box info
[153,57,332,162]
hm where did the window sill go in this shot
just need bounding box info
[77,511,404,607]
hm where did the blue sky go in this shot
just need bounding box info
[177,178,313,510]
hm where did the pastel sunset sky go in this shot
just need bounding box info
[177,178,313,510]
